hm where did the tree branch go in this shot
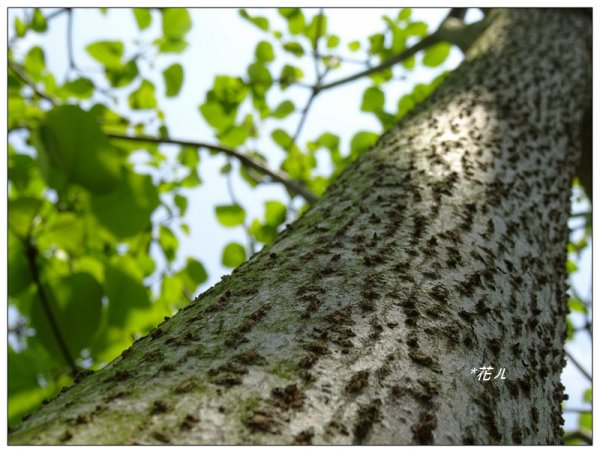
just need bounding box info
[565,349,592,381]
[105,133,319,204]
[562,407,592,414]
[317,32,441,92]
[8,60,59,104]
[24,241,78,375]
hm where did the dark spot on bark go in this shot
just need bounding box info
[105,391,128,402]
[74,414,91,425]
[353,400,381,444]
[293,428,314,445]
[271,384,304,409]
[305,342,328,355]
[59,430,73,443]
[152,431,170,443]
[298,354,317,369]
[245,409,275,433]
[234,350,266,365]
[346,370,369,394]
[73,369,94,383]
[411,410,437,445]
[150,328,164,339]
[159,363,175,373]
[152,400,169,414]
[409,351,433,367]
[181,414,199,430]
[213,374,242,386]
[175,380,195,394]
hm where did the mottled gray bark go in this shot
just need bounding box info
[9,9,591,445]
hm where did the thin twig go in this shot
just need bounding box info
[317,32,440,92]
[8,60,59,104]
[25,241,78,375]
[106,133,319,204]
[66,8,76,71]
[565,349,592,381]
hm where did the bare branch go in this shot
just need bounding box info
[8,60,59,104]
[105,133,319,204]
[562,407,592,414]
[565,349,592,381]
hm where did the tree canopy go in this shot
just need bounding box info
[6,7,592,443]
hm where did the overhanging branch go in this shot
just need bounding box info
[105,133,319,204]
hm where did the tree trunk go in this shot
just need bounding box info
[9,9,591,445]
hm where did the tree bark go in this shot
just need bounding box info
[9,9,591,445]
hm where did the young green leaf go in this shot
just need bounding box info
[423,42,451,67]
[215,204,246,227]
[8,197,43,238]
[255,41,275,63]
[350,131,378,158]
[222,242,246,267]
[272,100,295,119]
[159,226,178,262]
[264,201,287,227]
[31,8,47,32]
[128,80,157,109]
[162,63,184,97]
[161,8,192,40]
[271,128,293,150]
[86,41,124,68]
[133,8,152,30]
[361,86,385,113]
[239,9,269,31]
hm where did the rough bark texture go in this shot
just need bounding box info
[9,9,591,445]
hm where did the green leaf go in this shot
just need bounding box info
[8,231,33,296]
[566,317,574,340]
[305,13,327,43]
[249,219,278,244]
[239,9,269,31]
[182,258,208,288]
[397,94,416,118]
[350,131,378,158]
[129,79,157,110]
[361,86,385,113]
[283,41,304,57]
[279,8,305,35]
[255,40,275,63]
[86,41,124,68]
[222,242,246,268]
[200,101,236,132]
[398,8,412,21]
[247,62,272,95]
[566,259,578,275]
[316,132,340,152]
[272,100,295,119]
[31,8,47,32]
[368,33,384,55]
[212,75,248,105]
[271,128,293,150]
[279,65,303,89]
[156,38,188,53]
[24,46,45,81]
[8,197,43,238]
[215,204,246,227]
[30,272,103,358]
[15,17,27,37]
[578,412,592,431]
[62,77,94,99]
[161,8,191,40]
[162,63,184,97]
[583,388,592,403]
[423,42,451,67]
[133,8,152,30]
[36,105,122,193]
[174,193,188,216]
[217,124,250,148]
[105,255,151,326]
[177,146,199,169]
[90,171,159,239]
[568,297,587,314]
[37,212,85,255]
[348,41,360,52]
[406,21,428,37]
[159,226,178,262]
[264,201,287,227]
[327,35,340,49]
[106,59,139,88]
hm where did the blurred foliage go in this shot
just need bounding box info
[7,7,591,441]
